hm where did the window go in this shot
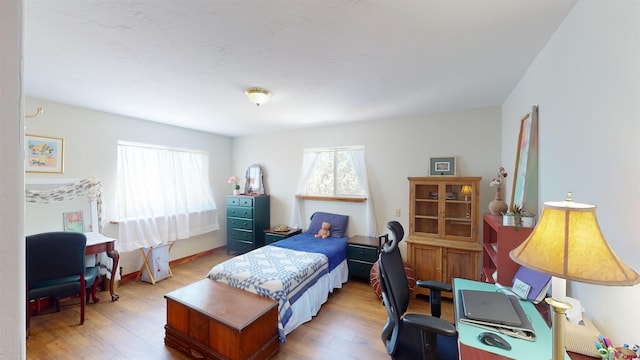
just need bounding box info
[303,147,365,197]
[116,141,219,252]
[291,146,378,236]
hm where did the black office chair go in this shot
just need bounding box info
[378,221,458,360]
[26,232,99,336]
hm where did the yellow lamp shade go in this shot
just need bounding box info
[510,197,639,286]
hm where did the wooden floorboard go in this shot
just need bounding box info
[26,250,454,359]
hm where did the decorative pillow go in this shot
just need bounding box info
[306,212,348,238]
[370,261,416,300]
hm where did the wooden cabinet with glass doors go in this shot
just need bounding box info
[406,177,482,298]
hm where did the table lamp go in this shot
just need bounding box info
[460,185,472,218]
[510,193,639,360]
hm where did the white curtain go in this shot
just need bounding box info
[290,151,320,229]
[348,148,377,236]
[117,142,219,252]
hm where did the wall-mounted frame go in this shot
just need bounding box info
[429,156,457,176]
[25,134,64,173]
[510,106,538,212]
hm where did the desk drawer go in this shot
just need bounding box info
[347,244,378,262]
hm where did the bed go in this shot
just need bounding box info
[207,212,350,342]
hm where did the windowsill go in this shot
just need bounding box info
[295,194,367,203]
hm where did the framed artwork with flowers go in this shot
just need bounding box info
[25,134,64,173]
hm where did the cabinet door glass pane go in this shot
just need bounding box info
[413,184,438,235]
[443,183,473,239]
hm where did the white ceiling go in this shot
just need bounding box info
[24,0,576,137]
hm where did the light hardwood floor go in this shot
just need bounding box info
[26,250,454,360]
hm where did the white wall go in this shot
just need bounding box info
[0,0,26,357]
[502,0,640,344]
[24,97,233,275]
[233,107,502,255]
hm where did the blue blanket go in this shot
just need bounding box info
[270,232,348,271]
[207,245,328,342]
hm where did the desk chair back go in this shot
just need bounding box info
[378,221,458,360]
[26,232,88,335]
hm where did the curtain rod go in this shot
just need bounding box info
[118,140,208,155]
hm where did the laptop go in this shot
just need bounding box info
[460,289,522,326]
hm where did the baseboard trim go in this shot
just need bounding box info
[121,246,227,283]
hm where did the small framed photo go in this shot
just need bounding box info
[25,134,64,173]
[429,156,457,176]
[63,211,84,232]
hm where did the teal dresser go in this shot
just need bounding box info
[226,195,270,255]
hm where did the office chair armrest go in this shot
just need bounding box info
[416,280,451,318]
[416,280,452,293]
[403,313,457,337]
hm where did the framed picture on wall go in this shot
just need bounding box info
[429,156,457,176]
[25,134,64,173]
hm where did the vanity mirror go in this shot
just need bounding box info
[244,164,265,195]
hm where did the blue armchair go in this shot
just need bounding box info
[26,232,99,335]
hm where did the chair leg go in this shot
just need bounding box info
[87,280,100,304]
[80,277,86,325]
[26,300,31,337]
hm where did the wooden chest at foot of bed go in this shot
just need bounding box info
[165,279,279,360]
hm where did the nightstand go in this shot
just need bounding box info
[347,235,382,280]
[263,227,302,245]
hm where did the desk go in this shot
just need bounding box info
[86,233,120,301]
[454,279,592,360]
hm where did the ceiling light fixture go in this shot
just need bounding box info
[245,87,271,107]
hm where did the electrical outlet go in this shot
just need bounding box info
[395,208,401,217]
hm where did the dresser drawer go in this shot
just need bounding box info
[228,228,254,241]
[228,206,253,219]
[228,217,253,230]
[348,259,374,280]
[226,196,254,207]
[347,244,378,262]
[227,239,254,254]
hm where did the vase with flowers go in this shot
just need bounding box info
[488,166,508,215]
[228,176,241,195]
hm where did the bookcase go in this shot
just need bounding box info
[406,177,482,298]
[481,213,534,286]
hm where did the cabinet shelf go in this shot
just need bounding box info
[481,213,533,285]
[407,177,482,298]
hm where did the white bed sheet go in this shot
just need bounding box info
[283,259,349,335]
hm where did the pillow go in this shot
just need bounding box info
[306,212,349,238]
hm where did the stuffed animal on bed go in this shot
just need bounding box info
[314,221,331,239]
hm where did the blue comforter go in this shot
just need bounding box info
[270,232,348,271]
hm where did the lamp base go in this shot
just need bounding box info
[545,297,572,360]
